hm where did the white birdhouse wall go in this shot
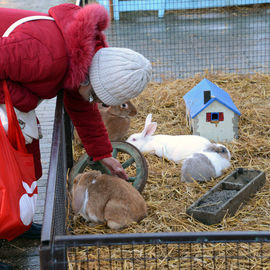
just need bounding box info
[191,101,237,142]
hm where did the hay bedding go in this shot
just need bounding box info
[69,73,270,268]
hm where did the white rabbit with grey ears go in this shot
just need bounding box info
[126,113,212,163]
[181,143,231,183]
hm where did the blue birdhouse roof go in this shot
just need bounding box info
[183,78,241,118]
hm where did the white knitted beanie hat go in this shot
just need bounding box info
[89,47,152,106]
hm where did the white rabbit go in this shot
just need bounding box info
[181,143,231,183]
[126,113,211,163]
[71,170,147,230]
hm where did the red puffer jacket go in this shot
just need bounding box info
[0,3,113,179]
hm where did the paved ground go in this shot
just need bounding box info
[34,99,57,224]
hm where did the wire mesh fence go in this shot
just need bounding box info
[39,1,270,269]
[49,232,270,269]
[68,243,270,269]
[94,0,270,81]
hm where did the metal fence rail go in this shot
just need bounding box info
[39,92,72,269]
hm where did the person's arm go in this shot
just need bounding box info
[0,35,42,110]
[0,32,54,82]
[100,157,128,180]
[64,90,128,180]
[0,31,60,111]
[0,80,39,111]
[64,90,111,158]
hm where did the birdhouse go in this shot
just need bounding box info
[183,78,241,142]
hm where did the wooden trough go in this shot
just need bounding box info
[186,168,266,225]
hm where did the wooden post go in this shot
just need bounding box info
[109,0,114,20]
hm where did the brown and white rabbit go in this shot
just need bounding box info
[73,101,137,145]
[181,143,231,183]
[73,127,82,146]
[71,170,147,229]
[98,101,137,141]
[126,113,211,163]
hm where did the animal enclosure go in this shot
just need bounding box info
[40,73,270,269]
[39,1,270,269]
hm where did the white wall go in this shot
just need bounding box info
[192,101,237,142]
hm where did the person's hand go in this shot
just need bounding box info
[100,157,128,180]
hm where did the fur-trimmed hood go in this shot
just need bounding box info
[49,3,110,89]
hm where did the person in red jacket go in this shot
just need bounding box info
[0,3,152,178]
[0,3,152,241]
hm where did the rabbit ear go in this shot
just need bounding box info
[98,103,111,112]
[72,184,87,214]
[142,114,153,136]
[143,122,157,137]
[104,105,112,112]
[145,114,152,125]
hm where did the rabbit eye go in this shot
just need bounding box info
[120,104,128,109]
[132,138,136,141]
